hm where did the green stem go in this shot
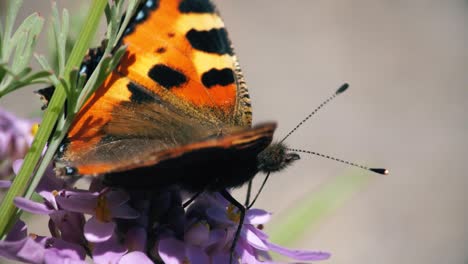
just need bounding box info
[0,0,107,237]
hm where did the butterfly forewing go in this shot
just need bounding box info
[57,0,255,176]
[118,0,250,123]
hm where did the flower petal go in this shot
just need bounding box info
[5,220,27,242]
[184,222,210,246]
[0,239,27,262]
[36,166,67,195]
[44,249,87,264]
[0,131,10,158]
[243,228,268,251]
[12,159,23,175]
[93,234,127,264]
[14,197,54,215]
[0,180,11,188]
[266,241,331,261]
[40,191,58,210]
[56,193,96,214]
[42,237,86,261]
[206,228,228,253]
[245,209,271,225]
[63,189,99,198]
[49,211,86,245]
[248,225,269,241]
[84,217,115,243]
[158,237,186,264]
[16,238,46,263]
[238,238,258,264]
[119,251,153,264]
[186,245,209,264]
[211,253,233,264]
[206,206,233,225]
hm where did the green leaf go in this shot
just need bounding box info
[0,6,45,97]
[0,0,108,238]
[113,0,140,48]
[8,13,42,57]
[0,64,6,81]
[109,46,127,70]
[51,2,69,75]
[3,0,23,49]
[0,20,3,58]
[21,16,44,70]
[21,70,51,85]
[76,72,87,96]
[35,54,61,86]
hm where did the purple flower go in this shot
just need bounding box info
[0,180,11,188]
[156,193,330,263]
[12,160,86,246]
[55,188,139,243]
[158,236,210,264]
[0,220,86,263]
[119,251,154,264]
[0,108,38,178]
[3,181,330,264]
[2,159,331,264]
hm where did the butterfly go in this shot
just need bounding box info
[52,0,298,191]
[39,0,300,262]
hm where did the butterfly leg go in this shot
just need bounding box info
[220,189,245,264]
[247,172,270,209]
[244,180,253,206]
[183,191,203,208]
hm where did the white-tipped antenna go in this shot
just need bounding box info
[280,83,349,143]
[287,148,389,175]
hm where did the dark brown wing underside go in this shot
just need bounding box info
[103,122,277,191]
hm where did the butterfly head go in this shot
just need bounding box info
[257,142,300,173]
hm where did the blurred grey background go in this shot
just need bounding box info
[1,1,467,263]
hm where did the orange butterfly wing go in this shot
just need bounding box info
[57,0,255,176]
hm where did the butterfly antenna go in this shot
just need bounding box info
[287,148,389,175]
[280,83,349,143]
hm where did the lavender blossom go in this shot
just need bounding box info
[2,182,331,263]
[0,220,87,263]
[0,108,37,178]
[157,192,331,263]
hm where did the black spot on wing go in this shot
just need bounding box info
[179,0,215,13]
[186,28,233,55]
[201,68,235,88]
[148,64,188,89]
[127,82,154,103]
[155,47,166,54]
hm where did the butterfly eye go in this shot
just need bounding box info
[285,152,300,163]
